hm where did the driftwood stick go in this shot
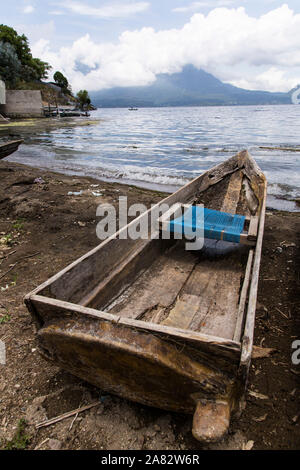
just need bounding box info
[34,438,50,450]
[36,402,100,429]
[0,250,17,260]
[0,252,40,281]
[0,264,16,281]
[275,307,289,319]
[252,345,277,359]
[69,412,79,431]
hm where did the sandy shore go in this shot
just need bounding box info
[0,160,299,450]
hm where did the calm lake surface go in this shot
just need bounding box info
[5,105,300,211]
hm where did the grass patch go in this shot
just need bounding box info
[0,234,13,246]
[13,219,25,232]
[1,419,31,450]
[11,273,18,286]
[0,314,11,324]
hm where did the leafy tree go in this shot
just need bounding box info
[53,71,73,96]
[30,57,51,80]
[0,25,32,63]
[0,24,50,84]
[76,89,91,109]
[54,71,68,90]
[0,41,22,86]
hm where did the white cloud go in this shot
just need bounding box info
[173,1,234,13]
[54,1,150,18]
[49,10,64,16]
[32,4,300,93]
[229,67,298,92]
[23,5,35,14]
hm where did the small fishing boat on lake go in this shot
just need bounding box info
[25,150,267,443]
[0,140,23,160]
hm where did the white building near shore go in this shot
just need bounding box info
[0,79,5,105]
[0,79,8,121]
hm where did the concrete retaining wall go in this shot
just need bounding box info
[0,90,43,117]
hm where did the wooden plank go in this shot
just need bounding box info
[175,265,218,333]
[160,252,245,340]
[194,261,243,339]
[107,248,197,319]
[233,249,254,342]
[163,294,202,329]
[242,177,260,215]
[121,317,241,365]
[196,152,246,195]
[248,215,259,241]
[240,183,267,383]
[221,170,243,214]
[121,317,241,360]
[239,233,256,246]
[27,294,242,362]
[79,239,162,309]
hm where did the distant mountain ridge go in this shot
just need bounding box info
[90,65,291,108]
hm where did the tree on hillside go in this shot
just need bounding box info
[0,24,50,85]
[0,41,22,86]
[53,71,72,95]
[29,57,51,81]
[54,71,68,89]
[76,89,91,109]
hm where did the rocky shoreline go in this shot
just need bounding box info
[0,160,299,450]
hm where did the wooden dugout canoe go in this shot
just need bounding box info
[25,150,267,443]
[0,140,23,160]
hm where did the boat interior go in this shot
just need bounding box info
[37,161,266,344]
[94,171,257,341]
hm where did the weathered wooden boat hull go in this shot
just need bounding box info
[0,140,23,160]
[32,305,238,413]
[25,150,267,443]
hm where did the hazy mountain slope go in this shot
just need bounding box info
[90,65,290,107]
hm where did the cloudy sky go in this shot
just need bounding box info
[2,1,300,92]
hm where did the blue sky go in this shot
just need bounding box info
[2,1,300,92]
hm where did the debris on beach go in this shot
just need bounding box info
[67,191,83,196]
[34,177,46,185]
[248,390,269,400]
[67,189,103,197]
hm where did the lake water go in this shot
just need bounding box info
[5,105,300,211]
